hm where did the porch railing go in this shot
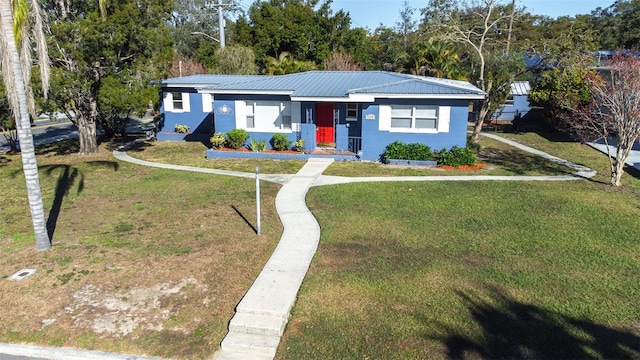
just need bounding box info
[348,136,362,153]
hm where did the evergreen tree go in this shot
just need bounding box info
[45,0,173,153]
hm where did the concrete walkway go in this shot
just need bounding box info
[116,134,595,360]
[214,158,334,360]
[0,134,595,360]
[588,138,640,171]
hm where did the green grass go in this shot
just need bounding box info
[3,132,640,359]
[277,130,640,359]
[324,135,575,177]
[128,141,306,174]
[0,139,284,359]
[131,136,577,177]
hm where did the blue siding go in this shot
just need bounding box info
[300,123,316,153]
[212,100,237,133]
[159,89,472,160]
[336,124,348,150]
[158,92,213,141]
[359,100,468,161]
[496,95,530,121]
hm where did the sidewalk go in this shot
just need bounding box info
[588,138,640,171]
[214,158,334,360]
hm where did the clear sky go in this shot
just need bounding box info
[329,0,616,30]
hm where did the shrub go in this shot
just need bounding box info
[294,139,305,152]
[210,132,225,148]
[271,133,291,151]
[250,138,267,152]
[435,146,477,167]
[225,129,249,149]
[381,141,434,163]
[405,143,433,160]
[174,124,189,134]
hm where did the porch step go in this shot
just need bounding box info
[229,312,288,337]
[310,148,356,156]
[220,332,281,358]
[214,350,274,360]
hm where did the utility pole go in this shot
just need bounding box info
[207,0,232,48]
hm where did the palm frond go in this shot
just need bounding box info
[31,0,50,98]
[0,6,20,119]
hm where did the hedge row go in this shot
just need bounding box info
[381,141,477,167]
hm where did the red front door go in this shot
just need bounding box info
[316,103,335,145]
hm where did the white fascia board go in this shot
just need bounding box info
[164,84,209,90]
[370,94,486,100]
[200,89,294,96]
[290,94,485,102]
[290,95,376,102]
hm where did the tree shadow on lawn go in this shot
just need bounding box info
[0,154,11,167]
[35,138,80,156]
[484,112,577,144]
[479,147,573,175]
[429,285,640,359]
[41,161,118,241]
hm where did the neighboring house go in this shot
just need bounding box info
[158,71,486,161]
[494,81,531,122]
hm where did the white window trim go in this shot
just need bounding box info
[237,100,293,133]
[379,105,450,133]
[504,95,515,107]
[346,103,358,121]
[164,92,190,113]
[202,93,213,112]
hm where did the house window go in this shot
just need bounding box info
[346,103,358,121]
[390,105,438,130]
[505,95,515,106]
[245,101,291,130]
[172,93,183,111]
[246,103,255,128]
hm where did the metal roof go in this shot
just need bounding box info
[510,81,531,96]
[162,71,486,99]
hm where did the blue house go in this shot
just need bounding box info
[158,71,485,161]
[495,81,531,122]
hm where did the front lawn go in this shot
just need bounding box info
[1,130,639,359]
[0,140,283,359]
[277,131,640,359]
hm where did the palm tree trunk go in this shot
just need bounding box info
[0,0,51,250]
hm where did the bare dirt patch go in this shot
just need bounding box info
[0,142,283,359]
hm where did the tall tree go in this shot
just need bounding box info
[0,0,51,250]
[214,45,257,74]
[369,26,405,71]
[238,0,355,72]
[45,0,173,153]
[395,0,417,51]
[567,56,640,186]
[422,0,522,143]
[529,60,594,130]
